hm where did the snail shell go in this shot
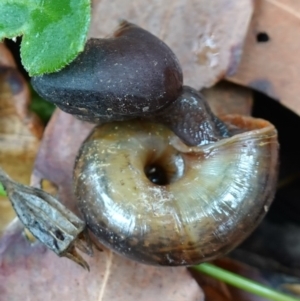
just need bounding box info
[74,116,278,266]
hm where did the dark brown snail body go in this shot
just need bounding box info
[152,85,230,146]
[29,21,279,267]
[32,22,182,122]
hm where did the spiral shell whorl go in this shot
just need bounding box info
[74,116,278,266]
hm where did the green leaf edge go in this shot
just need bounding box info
[1,0,91,76]
[0,2,30,41]
[22,10,91,75]
[0,28,25,41]
[22,0,91,76]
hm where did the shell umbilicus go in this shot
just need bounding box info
[31,21,279,266]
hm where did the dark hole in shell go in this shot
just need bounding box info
[144,164,170,185]
[144,151,184,186]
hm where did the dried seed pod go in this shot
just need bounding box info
[74,116,278,266]
[0,168,92,270]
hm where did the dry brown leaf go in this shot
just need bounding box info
[0,43,15,67]
[202,81,253,116]
[27,109,204,300]
[90,0,253,89]
[282,283,300,296]
[31,109,94,213]
[226,0,300,116]
[0,44,44,236]
[0,222,203,301]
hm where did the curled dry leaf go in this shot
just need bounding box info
[90,0,253,89]
[0,108,204,301]
[226,0,300,116]
[202,81,253,116]
[0,43,43,236]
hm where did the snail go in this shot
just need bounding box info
[74,114,278,266]
[12,21,279,267]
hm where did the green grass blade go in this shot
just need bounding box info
[193,263,300,301]
[0,183,6,196]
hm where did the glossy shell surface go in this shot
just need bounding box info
[74,117,278,265]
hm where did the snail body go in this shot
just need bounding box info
[32,22,183,123]
[74,116,278,266]
[152,85,229,146]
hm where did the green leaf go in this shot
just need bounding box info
[0,0,91,76]
[0,183,6,196]
[0,3,29,38]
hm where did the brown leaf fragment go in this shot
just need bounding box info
[0,44,44,236]
[282,283,300,296]
[0,196,15,238]
[0,43,16,67]
[31,109,94,213]
[90,0,253,89]
[226,0,300,116]
[202,81,253,116]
